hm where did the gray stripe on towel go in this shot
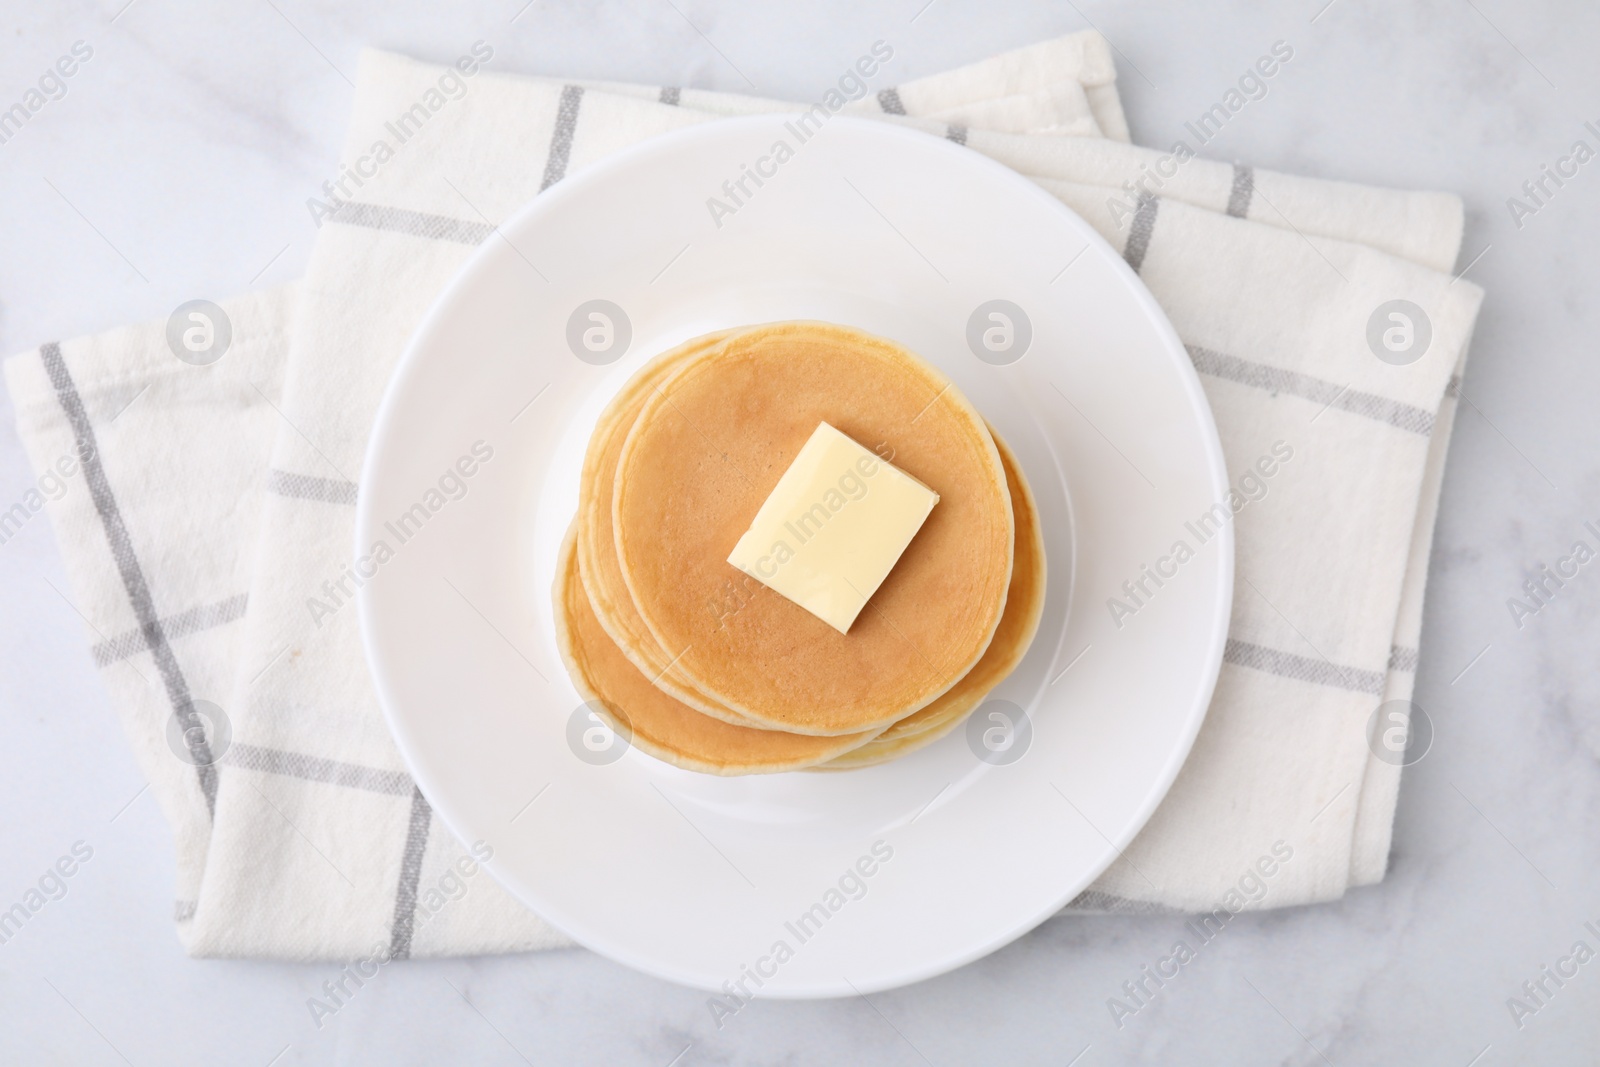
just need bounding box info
[388,787,433,959]
[1225,638,1386,696]
[266,469,359,506]
[92,593,248,666]
[1063,889,1177,915]
[1226,163,1254,218]
[223,743,414,796]
[40,342,219,813]
[328,201,493,245]
[1185,345,1435,436]
[1122,193,1159,272]
[540,85,585,191]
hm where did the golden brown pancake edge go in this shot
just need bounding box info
[575,330,773,730]
[555,524,885,774]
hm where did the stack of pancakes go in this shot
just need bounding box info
[554,321,1045,774]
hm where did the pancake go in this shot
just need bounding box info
[575,330,768,729]
[808,697,972,770]
[555,525,884,774]
[813,429,1046,769]
[612,321,1014,735]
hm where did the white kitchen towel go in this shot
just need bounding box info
[3,30,1482,960]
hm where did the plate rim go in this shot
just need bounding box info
[356,112,1234,997]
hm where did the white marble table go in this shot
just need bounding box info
[3,1,1598,1063]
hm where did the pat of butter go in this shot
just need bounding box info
[727,422,938,634]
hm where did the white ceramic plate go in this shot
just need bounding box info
[358,115,1231,997]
